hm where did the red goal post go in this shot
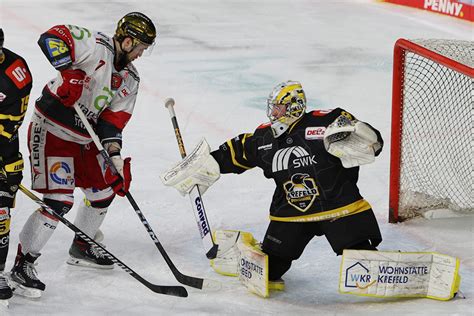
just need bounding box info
[389,38,473,223]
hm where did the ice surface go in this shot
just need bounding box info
[1,0,472,314]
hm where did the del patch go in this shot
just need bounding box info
[305,127,326,140]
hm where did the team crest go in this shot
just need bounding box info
[283,173,319,212]
[111,73,123,90]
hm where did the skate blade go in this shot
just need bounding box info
[9,281,42,299]
[66,256,114,270]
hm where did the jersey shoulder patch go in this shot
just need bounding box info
[5,58,32,89]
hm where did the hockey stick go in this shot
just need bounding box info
[72,104,211,290]
[18,184,187,297]
[164,98,219,260]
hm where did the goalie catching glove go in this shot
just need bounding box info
[324,115,381,168]
[161,138,220,196]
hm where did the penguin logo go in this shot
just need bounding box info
[283,173,319,212]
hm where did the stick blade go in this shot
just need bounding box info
[149,283,188,297]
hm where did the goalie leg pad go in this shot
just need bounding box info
[237,234,269,298]
[210,230,242,277]
[211,230,285,297]
[339,250,461,301]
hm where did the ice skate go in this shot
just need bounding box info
[67,238,114,269]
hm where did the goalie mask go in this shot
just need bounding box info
[266,81,306,138]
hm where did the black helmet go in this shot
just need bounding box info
[115,12,156,46]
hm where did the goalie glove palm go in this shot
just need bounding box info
[324,115,379,168]
[161,138,220,196]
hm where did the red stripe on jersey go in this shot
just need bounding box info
[46,25,76,62]
[311,109,333,117]
[257,122,271,129]
[99,108,131,130]
[5,59,32,89]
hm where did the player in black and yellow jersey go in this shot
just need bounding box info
[0,28,33,303]
[162,81,383,290]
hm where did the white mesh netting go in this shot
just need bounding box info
[397,39,473,220]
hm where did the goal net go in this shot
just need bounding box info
[389,38,473,222]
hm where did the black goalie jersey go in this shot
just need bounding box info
[210,108,383,222]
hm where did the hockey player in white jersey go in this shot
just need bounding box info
[9,12,156,298]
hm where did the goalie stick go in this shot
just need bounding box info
[18,184,187,298]
[164,98,219,260]
[72,104,212,290]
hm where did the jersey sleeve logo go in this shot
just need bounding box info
[45,38,72,68]
[6,59,32,89]
[46,38,69,57]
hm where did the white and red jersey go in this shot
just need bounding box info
[35,24,139,145]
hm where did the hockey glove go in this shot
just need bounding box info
[56,69,86,107]
[323,115,379,168]
[0,153,24,191]
[104,156,132,197]
[161,138,220,196]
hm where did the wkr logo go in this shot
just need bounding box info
[345,262,374,289]
[272,146,317,172]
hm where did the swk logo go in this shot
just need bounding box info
[272,146,317,172]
